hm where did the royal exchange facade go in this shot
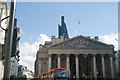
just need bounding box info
[35,35,117,79]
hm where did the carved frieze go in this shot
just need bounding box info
[51,37,109,48]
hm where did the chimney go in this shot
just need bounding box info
[60,36,64,39]
[94,36,99,40]
[51,36,55,39]
[87,36,90,38]
[39,44,43,51]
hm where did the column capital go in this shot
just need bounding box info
[92,54,97,57]
[110,54,114,57]
[101,54,106,57]
[83,54,88,58]
[48,54,52,57]
[66,54,70,56]
[57,54,61,56]
[75,54,79,56]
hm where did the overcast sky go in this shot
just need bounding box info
[12,2,119,72]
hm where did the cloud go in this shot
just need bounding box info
[19,34,51,72]
[99,33,118,50]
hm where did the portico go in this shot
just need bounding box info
[35,35,117,79]
[48,48,116,79]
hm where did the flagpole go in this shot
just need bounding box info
[77,17,80,35]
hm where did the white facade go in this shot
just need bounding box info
[10,57,19,76]
[0,0,9,59]
[0,60,4,80]
[18,65,34,78]
[0,0,9,79]
[23,70,34,78]
[0,0,9,44]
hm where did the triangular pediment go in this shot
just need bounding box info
[50,35,113,49]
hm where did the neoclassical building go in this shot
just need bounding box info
[35,16,117,79]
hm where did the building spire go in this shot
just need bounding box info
[61,16,64,26]
[58,16,69,39]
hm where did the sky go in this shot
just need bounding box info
[10,2,118,72]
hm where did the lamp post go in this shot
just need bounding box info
[3,0,16,78]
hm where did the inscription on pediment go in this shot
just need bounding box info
[53,38,108,48]
[62,39,95,47]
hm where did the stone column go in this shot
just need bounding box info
[58,54,61,68]
[38,60,42,75]
[48,54,52,71]
[75,54,79,79]
[66,54,70,69]
[110,54,114,78]
[83,54,87,78]
[93,54,97,78]
[101,54,106,78]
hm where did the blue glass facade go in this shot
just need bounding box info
[58,16,69,38]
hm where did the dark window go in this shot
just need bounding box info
[54,69,68,78]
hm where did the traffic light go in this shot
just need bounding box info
[11,18,20,57]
